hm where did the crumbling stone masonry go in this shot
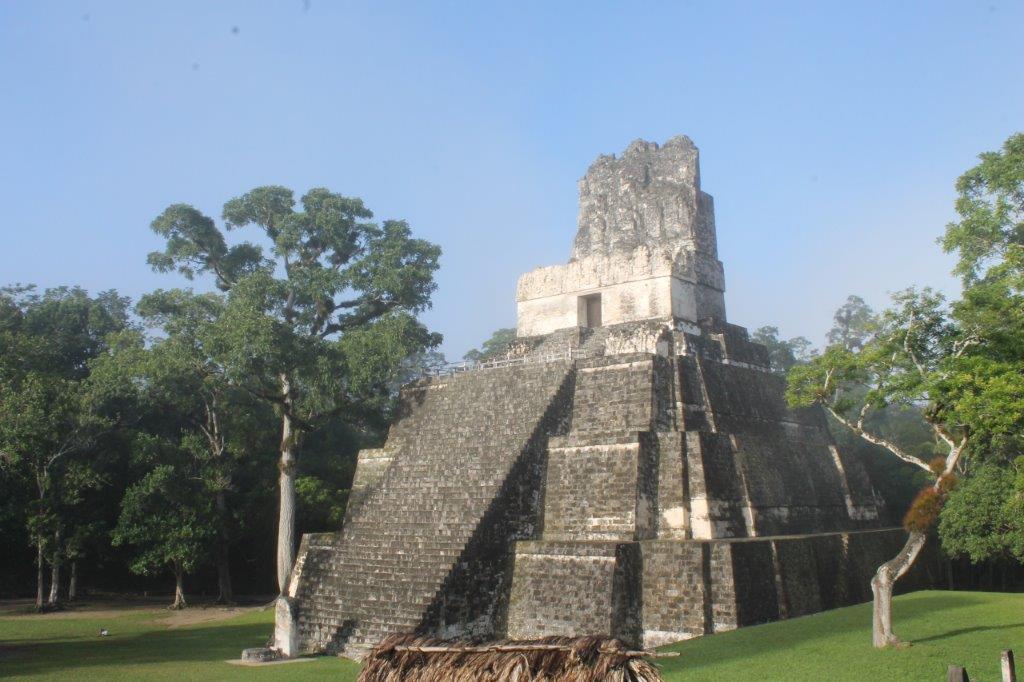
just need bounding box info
[280,136,937,659]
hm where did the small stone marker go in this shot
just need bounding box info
[274,595,299,657]
[240,647,280,663]
[948,664,970,682]
[1003,649,1017,682]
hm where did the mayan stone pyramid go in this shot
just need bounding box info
[276,136,929,659]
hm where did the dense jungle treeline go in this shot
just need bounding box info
[2,293,1018,608]
[3,134,1024,610]
[0,185,447,607]
[0,283,396,602]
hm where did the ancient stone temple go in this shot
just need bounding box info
[278,136,926,659]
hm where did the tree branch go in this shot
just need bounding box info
[952,334,980,358]
[902,311,930,381]
[825,405,932,473]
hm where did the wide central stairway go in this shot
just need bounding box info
[287,358,575,659]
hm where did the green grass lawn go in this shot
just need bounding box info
[0,591,1020,680]
[0,604,361,681]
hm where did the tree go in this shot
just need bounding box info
[826,295,875,351]
[463,328,516,363]
[830,404,935,525]
[940,132,1024,459]
[934,132,1024,582]
[787,288,975,647]
[389,349,447,396]
[939,460,1024,567]
[112,435,216,609]
[0,375,87,608]
[0,286,130,609]
[787,132,1024,648]
[749,326,814,374]
[91,292,250,604]
[147,187,441,592]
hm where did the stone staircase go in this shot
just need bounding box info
[289,359,575,658]
[520,325,611,361]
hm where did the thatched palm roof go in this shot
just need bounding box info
[358,634,666,682]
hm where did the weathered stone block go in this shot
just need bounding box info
[507,541,641,644]
[274,596,298,657]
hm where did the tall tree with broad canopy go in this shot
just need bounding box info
[787,132,1024,648]
[90,289,253,604]
[147,186,441,592]
[0,286,130,609]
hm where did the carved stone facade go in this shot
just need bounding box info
[517,137,725,337]
[279,138,938,659]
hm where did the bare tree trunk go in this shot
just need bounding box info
[35,540,45,611]
[68,560,78,602]
[48,561,60,605]
[276,398,297,594]
[872,530,927,648]
[171,564,187,610]
[214,489,234,604]
[47,529,61,606]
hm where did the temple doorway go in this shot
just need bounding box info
[579,293,602,328]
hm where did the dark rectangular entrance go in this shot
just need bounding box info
[579,293,602,328]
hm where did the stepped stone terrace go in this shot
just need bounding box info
[275,136,937,659]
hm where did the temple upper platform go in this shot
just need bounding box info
[516,136,727,337]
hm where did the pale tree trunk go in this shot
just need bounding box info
[34,475,47,611]
[869,432,965,649]
[215,489,234,604]
[171,563,187,610]
[35,540,45,611]
[276,388,297,594]
[48,562,60,605]
[47,529,61,606]
[871,530,927,647]
[68,560,78,602]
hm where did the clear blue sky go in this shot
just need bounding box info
[2,2,1021,359]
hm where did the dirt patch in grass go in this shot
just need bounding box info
[0,596,272,624]
[0,598,165,619]
[150,605,263,629]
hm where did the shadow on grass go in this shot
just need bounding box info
[658,591,990,674]
[912,621,1024,644]
[2,621,270,677]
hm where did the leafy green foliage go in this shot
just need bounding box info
[296,476,350,530]
[750,326,813,374]
[826,295,875,351]
[463,328,516,362]
[789,134,1024,601]
[111,456,215,579]
[940,131,1024,459]
[939,459,1024,563]
[942,132,1024,285]
[147,186,442,433]
[828,404,935,523]
[0,286,131,602]
[147,185,442,589]
[787,286,979,464]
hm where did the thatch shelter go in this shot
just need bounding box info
[357,634,666,682]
